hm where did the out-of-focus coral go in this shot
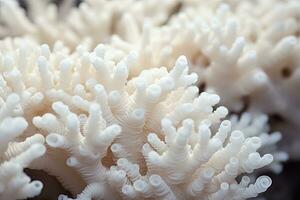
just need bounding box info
[108,0,300,120]
[0,0,180,49]
[0,41,280,199]
[178,1,300,158]
[109,0,300,158]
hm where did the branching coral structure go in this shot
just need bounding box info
[109,0,300,157]
[1,0,299,136]
[0,0,180,49]
[0,94,46,200]
[0,41,284,199]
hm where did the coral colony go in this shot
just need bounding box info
[0,0,298,199]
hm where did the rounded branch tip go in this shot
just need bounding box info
[257,176,272,191]
[149,174,162,187]
[133,180,147,192]
[66,156,80,167]
[7,93,20,105]
[230,130,245,143]
[46,133,65,148]
[176,55,188,68]
[220,182,229,191]
[132,108,145,121]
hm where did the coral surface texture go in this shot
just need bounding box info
[0,0,299,200]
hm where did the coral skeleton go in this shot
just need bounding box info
[0,40,280,199]
[1,0,299,136]
[0,0,297,199]
[111,0,300,116]
[109,0,300,157]
[0,94,46,200]
[0,0,180,49]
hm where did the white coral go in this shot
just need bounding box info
[230,112,288,173]
[0,40,279,199]
[0,0,180,49]
[0,93,46,200]
[108,0,300,158]
[1,0,296,197]
[2,0,299,134]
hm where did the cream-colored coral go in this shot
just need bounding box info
[2,0,298,118]
[109,1,300,157]
[0,41,279,199]
[111,0,300,113]
[0,0,180,49]
[0,93,46,200]
[230,112,288,173]
[0,0,296,198]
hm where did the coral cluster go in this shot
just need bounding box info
[0,0,179,49]
[0,40,283,199]
[0,94,46,200]
[2,0,298,142]
[0,0,297,199]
